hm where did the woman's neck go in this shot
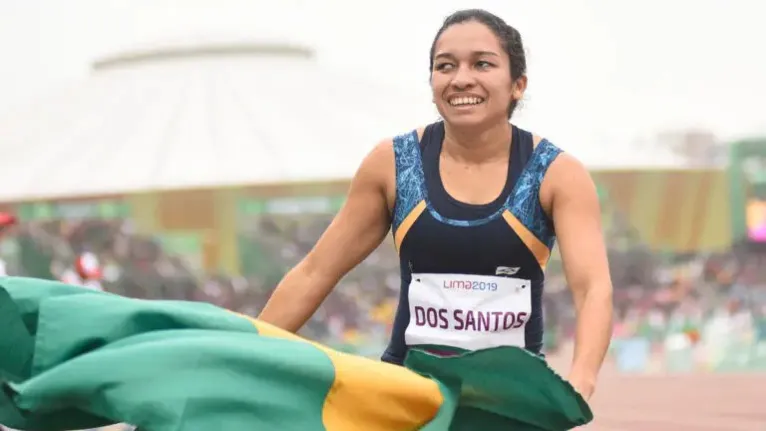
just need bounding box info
[442,120,512,164]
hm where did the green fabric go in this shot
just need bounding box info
[0,276,592,431]
[406,348,592,431]
[0,285,34,382]
[11,331,333,430]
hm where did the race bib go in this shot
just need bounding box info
[405,272,531,351]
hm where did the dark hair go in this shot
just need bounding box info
[429,9,527,118]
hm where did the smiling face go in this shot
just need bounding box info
[430,20,526,128]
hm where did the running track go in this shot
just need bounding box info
[548,356,766,430]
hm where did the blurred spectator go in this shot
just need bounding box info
[0,212,17,276]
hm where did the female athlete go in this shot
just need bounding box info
[259,9,613,401]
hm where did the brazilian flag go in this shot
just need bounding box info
[0,277,591,430]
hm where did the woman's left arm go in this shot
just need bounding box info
[542,153,613,401]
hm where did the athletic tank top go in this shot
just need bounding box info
[381,121,563,365]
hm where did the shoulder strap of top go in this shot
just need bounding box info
[506,139,563,249]
[392,128,427,234]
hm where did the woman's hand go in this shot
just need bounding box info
[567,371,596,401]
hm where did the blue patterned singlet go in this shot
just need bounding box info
[381,121,562,365]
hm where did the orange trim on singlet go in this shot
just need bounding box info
[501,210,550,270]
[394,200,427,252]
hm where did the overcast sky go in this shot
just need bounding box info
[0,0,764,155]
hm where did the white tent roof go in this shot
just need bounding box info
[0,39,434,202]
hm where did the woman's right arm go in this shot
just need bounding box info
[257,140,395,333]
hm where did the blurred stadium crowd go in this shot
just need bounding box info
[1,212,764,371]
[0,210,766,369]
[1,210,766,431]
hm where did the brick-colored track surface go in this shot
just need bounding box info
[584,370,765,430]
[549,357,766,430]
